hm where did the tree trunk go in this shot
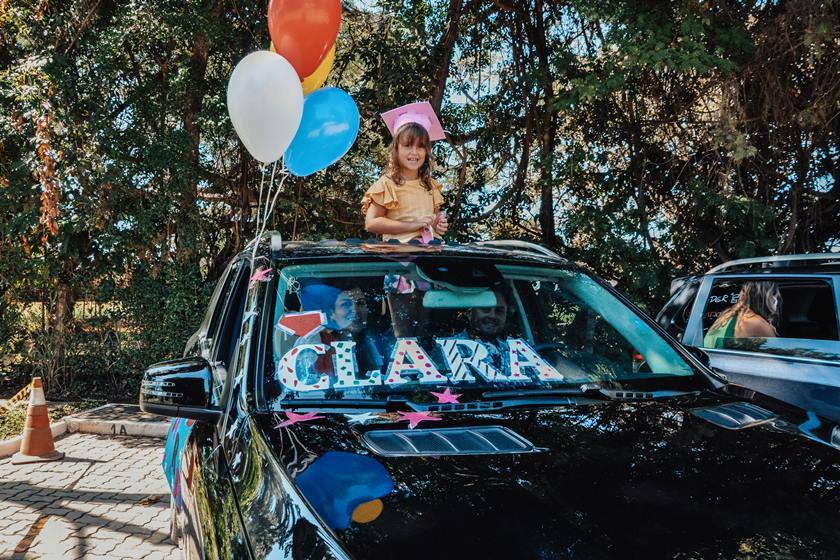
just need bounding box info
[46,280,75,391]
[177,1,225,260]
[429,0,464,113]
[530,0,557,247]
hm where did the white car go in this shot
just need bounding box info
[657,253,840,422]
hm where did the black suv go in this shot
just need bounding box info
[142,237,839,559]
[656,254,840,423]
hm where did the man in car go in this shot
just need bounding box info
[468,290,510,341]
[461,291,587,379]
[455,290,511,371]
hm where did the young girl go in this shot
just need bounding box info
[363,102,449,242]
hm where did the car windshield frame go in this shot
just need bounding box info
[255,256,707,411]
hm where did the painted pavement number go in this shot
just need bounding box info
[111,423,129,436]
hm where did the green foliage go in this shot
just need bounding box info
[0,0,837,398]
[0,401,100,440]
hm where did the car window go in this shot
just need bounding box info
[260,259,694,407]
[656,278,700,340]
[700,277,840,361]
[209,264,251,399]
[229,272,262,389]
[205,262,240,347]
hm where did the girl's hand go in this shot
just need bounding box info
[411,215,436,230]
[434,212,449,235]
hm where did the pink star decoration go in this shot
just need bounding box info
[275,411,324,428]
[397,411,442,429]
[431,388,462,404]
[250,267,274,284]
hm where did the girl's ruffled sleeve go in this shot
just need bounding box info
[362,176,400,214]
[431,179,444,213]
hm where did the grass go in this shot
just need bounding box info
[0,401,102,440]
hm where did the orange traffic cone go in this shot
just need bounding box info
[11,377,64,464]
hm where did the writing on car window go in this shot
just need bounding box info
[262,261,694,404]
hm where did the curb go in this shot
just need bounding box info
[0,403,170,459]
[0,421,67,459]
[64,403,170,439]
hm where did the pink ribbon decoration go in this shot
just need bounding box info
[420,226,434,244]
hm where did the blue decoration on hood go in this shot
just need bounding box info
[296,451,394,530]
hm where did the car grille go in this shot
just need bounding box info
[361,426,539,457]
[690,401,777,430]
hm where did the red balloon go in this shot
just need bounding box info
[268,0,341,79]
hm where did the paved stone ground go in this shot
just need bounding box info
[0,433,179,559]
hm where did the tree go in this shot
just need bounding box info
[0,0,837,395]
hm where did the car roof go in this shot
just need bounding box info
[704,253,840,275]
[241,232,576,269]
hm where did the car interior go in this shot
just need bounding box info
[702,278,839,341]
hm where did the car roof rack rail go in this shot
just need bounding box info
[473,240,561,259]
[707,253,840,274]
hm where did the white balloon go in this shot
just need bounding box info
[227,51,304,164]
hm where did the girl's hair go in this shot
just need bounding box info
[386,123,434,192]
[709,281,781,332]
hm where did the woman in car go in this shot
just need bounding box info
[290,283,385,379]
[704,281,781,348]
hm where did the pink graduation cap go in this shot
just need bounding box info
[380,101,446,141]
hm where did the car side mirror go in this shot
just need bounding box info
[140,357,223,422]
[684,345,711,368]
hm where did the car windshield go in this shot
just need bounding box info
[262,258,695,407]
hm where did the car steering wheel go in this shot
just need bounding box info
[533,342,569,353]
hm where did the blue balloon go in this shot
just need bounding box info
[285,87,360,177]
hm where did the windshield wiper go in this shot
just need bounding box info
[484,384,698,402]
[482,384,608,400]
[278,395,415,412]
[278,385,699,415]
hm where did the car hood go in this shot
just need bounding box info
[251,396,840,559]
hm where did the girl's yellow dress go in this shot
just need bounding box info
[362,175,444,242]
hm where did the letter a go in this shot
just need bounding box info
[507,338,564,381]
[383,339,446,386]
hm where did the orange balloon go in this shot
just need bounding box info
[268,0,341,78]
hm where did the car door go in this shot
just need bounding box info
[177,259,254,559]
[220,260,349,559]
[683,274,840,422]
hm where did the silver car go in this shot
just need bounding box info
[657,254,840,423]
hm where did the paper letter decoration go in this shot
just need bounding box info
[276,311,327,338]
[507,338,565,381]
[277,344,332,391]
[436,338,501,382]
[331,341,381,389]
[382,339,446,386]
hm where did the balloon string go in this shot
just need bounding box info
[262,160,280,228]
[251,159,287,262]
[255,164,268,234]
[264,166,288,226]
